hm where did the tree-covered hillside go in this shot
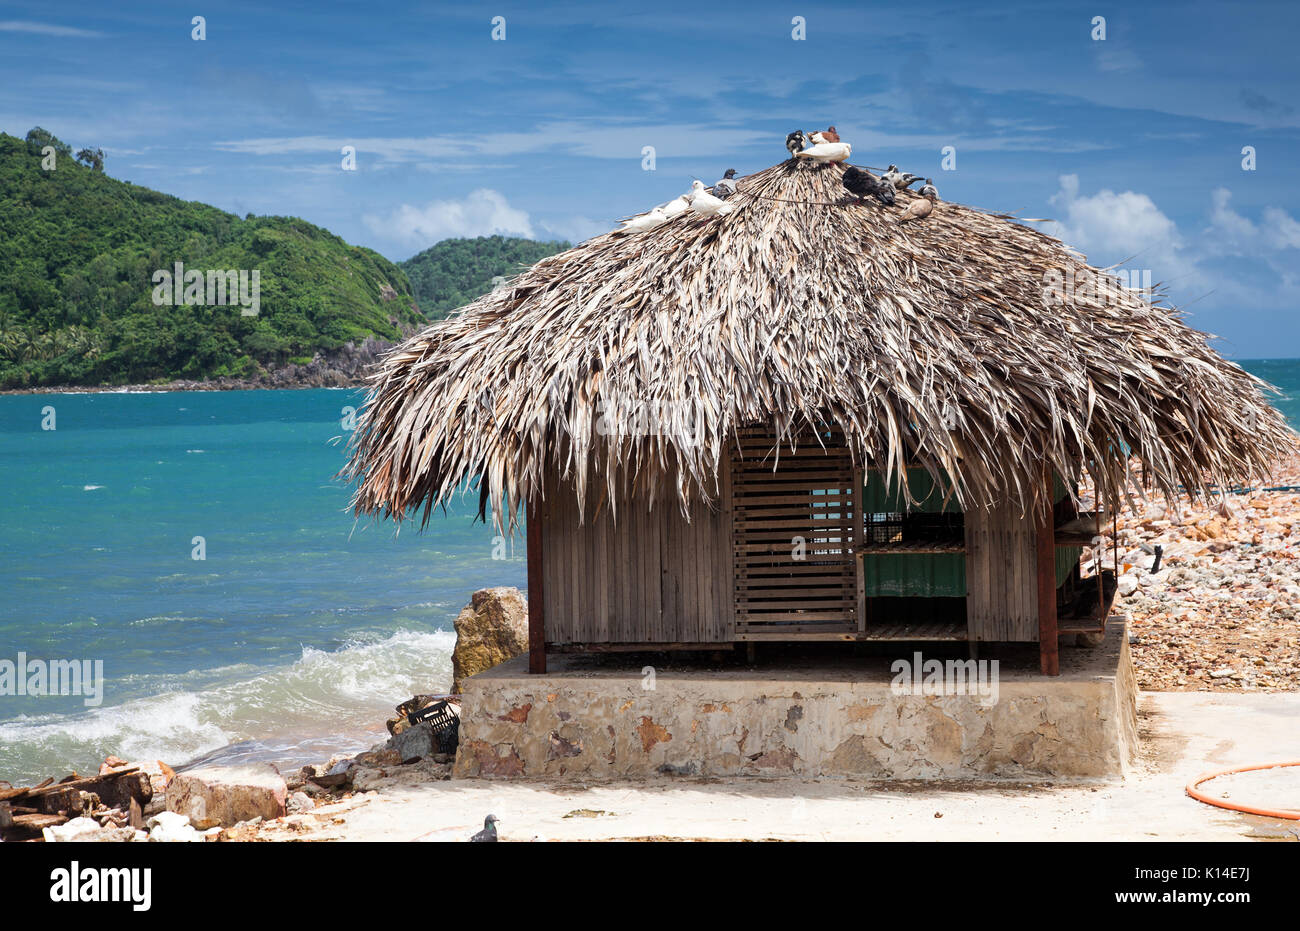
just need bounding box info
[0,128,423,388]
[400,234,570,319]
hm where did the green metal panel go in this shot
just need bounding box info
[862,467,959,513]
[1056,545,1081,586]
[1053,471,1080,585]
[861,468,966,598]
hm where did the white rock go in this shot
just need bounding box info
[146,810,204,842]
[42,816,105,842]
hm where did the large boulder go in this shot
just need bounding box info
[166,763,287,828]
[451,587,528,693]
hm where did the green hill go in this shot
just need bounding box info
[400,235,570,319]
[0,128,423,388]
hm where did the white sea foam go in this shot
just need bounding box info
[83,484,104,491]
[0,628,456,785]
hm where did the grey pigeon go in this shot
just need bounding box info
[843,166,895,206]
[893,171,924,190]
[470,814,500,842]
[785,130,809,158]
[711,168,738,199]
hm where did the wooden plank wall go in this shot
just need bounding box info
[539,467,733,645]
[731,425,858,637]
[963,501,1039,641]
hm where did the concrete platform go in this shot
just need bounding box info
[454,617,1137,780]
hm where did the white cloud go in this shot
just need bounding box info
[0,20,103,37]
[364,189,533,247]
[1042,176,1300,352]
[1207,187,1300,253]
[1045,173,1194,282]
[213,121,771,165]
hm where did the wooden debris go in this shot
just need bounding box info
[0,764,153,842]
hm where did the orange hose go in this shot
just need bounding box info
[1185,760,1300,820]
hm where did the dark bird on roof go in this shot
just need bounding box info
[919,179,938,199]
[470,814,500,842]
[711,168,738,199]
[843,165,895,206]
[810,126,840,144]
[785,130,809,158]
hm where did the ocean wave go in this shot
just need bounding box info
[0,627,456,786]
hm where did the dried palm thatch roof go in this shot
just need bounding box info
[344,159,1295,531]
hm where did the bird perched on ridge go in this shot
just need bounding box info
[890,168,924,190]
[711,168,738,199]
[899,179,939,223]
[873,164,904,185]
[785,130,810,158]
[842,165,894,206]
[795,141,852,164]
[470,814,500,842]
[618,205,668,233]
[660,193,692,219]
[810,126,840,144]
[688,179,734,217]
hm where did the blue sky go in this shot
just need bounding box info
[2,0,1298,357]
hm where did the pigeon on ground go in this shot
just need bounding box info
[810,126,840,144]
[794,141,852,163]
[619,206,668,233]
[785,130,810,158]
[842,165,895,205]
[687,179,734,217]
[711,168,738,199]
[899,180,939,223]
[470,814,500,842]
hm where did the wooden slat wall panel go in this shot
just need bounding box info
[541,467,731,644]
[731,426,858,636]
[964,502,1038,641]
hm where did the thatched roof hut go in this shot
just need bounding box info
[345,157,1293,674]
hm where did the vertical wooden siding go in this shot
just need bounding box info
[540,469,733,644]
[963,502,1039,641]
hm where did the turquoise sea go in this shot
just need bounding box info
[0,388,523,785]
[0,362,1295,786]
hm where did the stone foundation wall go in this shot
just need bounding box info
[454,619,1138,780]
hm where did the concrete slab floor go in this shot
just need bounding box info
[284,691,1300,842]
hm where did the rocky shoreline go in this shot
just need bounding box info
[2,587,524,843]
[0,336,398,395]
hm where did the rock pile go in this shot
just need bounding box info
[1092,452,1300,692]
